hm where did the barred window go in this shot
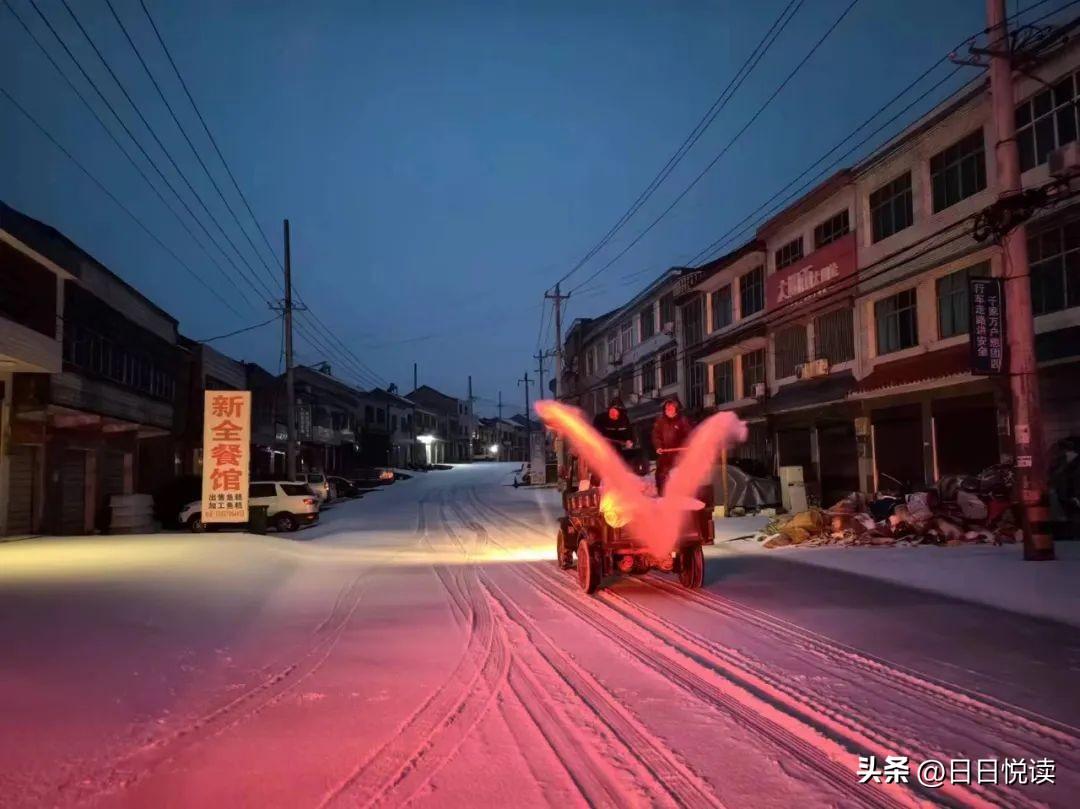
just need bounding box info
[775,237,804,271]
[688,361,706,411]
[930,130,986,213]
[660,350,678,387]
[875,288,919,354]
[682,295,705,346]
[1028,221,1080,315]
[774,325,807,379]
[739,266,765,317]
[1016,73,1078,172]
[620,320,634,353]
[742,349,766,396]
[607,331,618,362]
[713,360,734,404]
[62,322,174,401]
[814,210,850,249]
[869,172,913,243]
[640,303,656,340]
[710,285,732,331]
[814,307,855,364]
[641,359,657,393]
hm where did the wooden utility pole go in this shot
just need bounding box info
[533,350,546,398]
[519,372,532,439]
[497,390,503,461]
[546,283,570,470]
[283,219,297,480]
[986,0,1053,560]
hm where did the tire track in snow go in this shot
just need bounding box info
[461,488,918,809]
[63,502,428,807]
[472,484,1080,772]
[322,492,511,808]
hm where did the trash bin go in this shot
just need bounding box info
[249,505,269,535]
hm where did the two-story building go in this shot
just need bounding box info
[1,203,72,536]
[407,384,473,463]
[176,337,248,477]
[1,203,179,534]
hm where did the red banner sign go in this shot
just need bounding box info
[201,391,251,523]
[766,232,856,312]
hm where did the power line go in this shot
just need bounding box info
[0,83,248,319]
[197,316,279,343]
[551,0,805,290]
[17,0,275,309]
[52,0,282,303]
[567,0,865,295]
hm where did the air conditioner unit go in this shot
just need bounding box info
[796,358,830,380]
[1049,142,1080,177]
[662,321,675,336]
[752,382,766,399]
[703,392,716,408]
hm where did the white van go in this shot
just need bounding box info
[295,472,331,503]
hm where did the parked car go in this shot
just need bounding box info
[295,472,331,503]
[180,481,320,533]
[328,476,361,498]
[353,467,395,487]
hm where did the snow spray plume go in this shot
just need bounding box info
[534,400,747,557]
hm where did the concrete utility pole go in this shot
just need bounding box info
[533,350,546,399]
[545,283,570,471]
[283,219,297,480]
[496,390,503,461]
[986,0,1053,560]
[518,371,532,441]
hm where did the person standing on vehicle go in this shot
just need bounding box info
[651,396,692,495]
[593,398,633,455]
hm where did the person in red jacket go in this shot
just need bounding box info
[651,397,692,495]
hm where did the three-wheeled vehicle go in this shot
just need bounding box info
[556,452,714,594]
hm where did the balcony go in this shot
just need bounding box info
[0,315,61,373]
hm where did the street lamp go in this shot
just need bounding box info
[417,434,435,466]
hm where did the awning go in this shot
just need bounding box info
[766,370,856,414]
[852,344,971,395]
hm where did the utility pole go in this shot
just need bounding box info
[533,350,547,398]
[283,219,297,480]
[986,0,1053,560]
[497,390,503,461]
[518,371,532,442]
[545,282,571,471]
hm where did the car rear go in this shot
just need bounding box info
[304,473,330,503]
[278,483,320,526]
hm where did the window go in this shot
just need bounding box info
[742,349,766,396]
[1028,221,1080,315]
[1016,73,1078,172]
[281,483,311,497]
[682,295,705,346]
[774,324,808,379]
[814,307,855,364]
[391,415,399,432]
[814,210,850,249]
[659,293,675,330]
[365,405,374,423]
[620,320,634,353]
[688,361,706,411]
[930,130,987,213]
[710,285,732,331]
[250,483,276,498]
[641,359,657,393]
[640,304,656,340]
[739,267,765,317]
[869,172,913,243]
[875,288,919,355]
[937,264,983,338]
[607,331,618,362]
[775,237,804,271]
[620,371,634,398]
[660,350,677,387]
[713,359,734,404]
[584,347,594,376]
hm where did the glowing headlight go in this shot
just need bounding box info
[600,491,630,529]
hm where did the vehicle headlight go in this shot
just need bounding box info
[600,491,630,529]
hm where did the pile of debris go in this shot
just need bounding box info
[759,465,1021,549]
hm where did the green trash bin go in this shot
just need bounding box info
[249,505,269,535]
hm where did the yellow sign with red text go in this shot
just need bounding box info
[201,391,251,523]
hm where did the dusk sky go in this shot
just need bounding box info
[0,0,1033,415]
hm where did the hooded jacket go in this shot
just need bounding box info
[652,398,692,462]
[592,400,633,450]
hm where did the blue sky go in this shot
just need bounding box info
[0,0,1056,414]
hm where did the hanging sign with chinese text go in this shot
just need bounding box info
[201,391,251,522]
[968,277,1005,375]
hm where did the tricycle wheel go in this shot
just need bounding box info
[576,539,601,594]
[556,525,574,570]
[678,544,704,589]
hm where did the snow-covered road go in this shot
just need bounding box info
[2,462,1077,808]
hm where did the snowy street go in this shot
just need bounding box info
[2,463,1078,808]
